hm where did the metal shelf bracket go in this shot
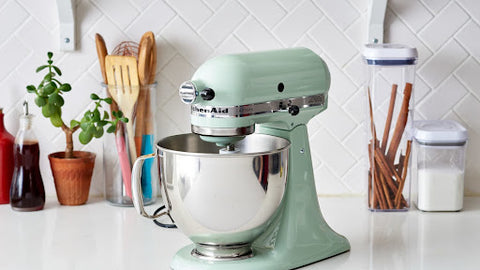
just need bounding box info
[367,0,388,44]
[56,0,75,51]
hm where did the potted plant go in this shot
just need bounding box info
[26,52,128,205]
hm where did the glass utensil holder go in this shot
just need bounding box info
[103,83,158,206]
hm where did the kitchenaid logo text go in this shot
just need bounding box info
[192,106,229,114]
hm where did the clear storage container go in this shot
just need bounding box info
[103,83,158,206]
[363,44,418,211]
[413,120,467,211]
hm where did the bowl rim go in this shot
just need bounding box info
[157,133,291,158]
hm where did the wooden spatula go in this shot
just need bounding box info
[95,33,133,198]
[105,55,140,168]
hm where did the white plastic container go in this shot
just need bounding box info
[413,120,468,211]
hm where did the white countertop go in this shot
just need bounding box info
[1,196,479,270]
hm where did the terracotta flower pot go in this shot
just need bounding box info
[48,151,96,205]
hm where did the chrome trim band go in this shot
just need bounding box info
[192,125,255,137]
[191,93,326,118]
[191,243,254,261]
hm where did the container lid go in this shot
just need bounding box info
[363,44,418,66]
[414,120,468,144]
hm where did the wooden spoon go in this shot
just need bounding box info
[95,34,108,83]
[134,35,152,156]
[146,32,157,85]
[138,31,157,198]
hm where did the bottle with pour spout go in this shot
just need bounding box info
[10,101,45,211]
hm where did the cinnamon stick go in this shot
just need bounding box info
[367,83,412,210]
[368,171,374,207]
[374,147,401,192]
[373,164,387,209]
[367,88,377,143]
[376,159,393,209]
[375,146,408,207]
[397,154,405,175]
[368,145,375,208]
[381,84,397,152]
[395,140,412,208]
[386,83,412,164]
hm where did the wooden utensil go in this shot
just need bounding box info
[134,35,152,156]
[95,34,108,83]
[140,31,157,199]
[96,34,133,198]
[105,55,140,171]
[146,32,157,85]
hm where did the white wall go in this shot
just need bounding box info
[1,0,479,198]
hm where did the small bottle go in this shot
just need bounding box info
[10,101,45,211]
[0,108,14,204]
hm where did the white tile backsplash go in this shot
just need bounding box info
[165,0,212,30]
[310,18,357,67]
[421,0,451,14]
[161,17,213,66]
[92,0,139,30]
[310,128,356,178]
[458,0,480,24]
[1,0,480,198]
[389,0,433,32]
[273,0,322,47]
[456,57,480,100]
[419,2,469,51]
[455,21,480,61]
[455,94,480,132]
[199,0,248,47]
[0,1,28,44]
[418,76,468,119]
[418,40,468,88]
[235,16,282,50]
[239,0,286,29]
[125,0,176,37]
[313,0,360,31]
[318,99,357,141]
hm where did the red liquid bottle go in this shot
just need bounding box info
[0,109,14,204]
[10,102,45,211]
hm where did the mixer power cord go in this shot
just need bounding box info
[153,205,177,229]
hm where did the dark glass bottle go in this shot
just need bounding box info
[0,108,14,204]
[10,102,45,211]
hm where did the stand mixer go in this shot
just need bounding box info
[131,47,350,269]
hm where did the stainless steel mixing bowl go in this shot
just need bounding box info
[132,133,289,260]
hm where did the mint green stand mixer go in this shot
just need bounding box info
[132,48,350,269]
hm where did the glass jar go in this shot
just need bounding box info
[103,83,158,206]
[363,44,418,211]
[413,120,467,211]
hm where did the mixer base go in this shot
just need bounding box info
[170,241,349,270]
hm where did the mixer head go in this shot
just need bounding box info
[179,48,330,145]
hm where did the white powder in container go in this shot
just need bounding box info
[417,168,464,211]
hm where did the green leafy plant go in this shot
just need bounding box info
[26,51,128,158]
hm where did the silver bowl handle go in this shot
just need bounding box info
[132,153,169,219]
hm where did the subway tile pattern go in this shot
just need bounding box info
[1,0,479,197]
